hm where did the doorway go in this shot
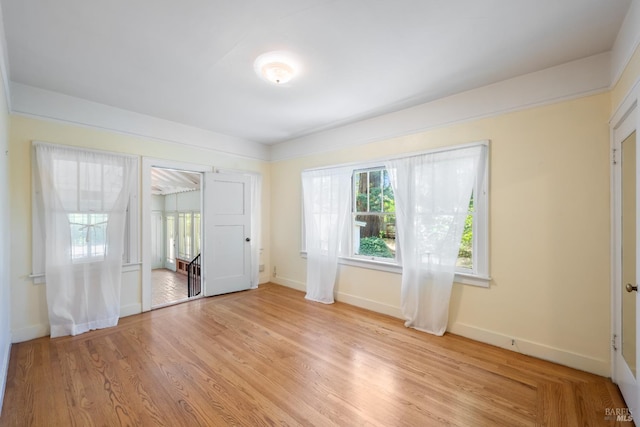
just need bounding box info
[141,159,259,312]
[150,167,202,308]
[613,104,639,413]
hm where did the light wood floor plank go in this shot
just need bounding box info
[0,283,631,426]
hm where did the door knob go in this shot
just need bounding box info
[245,237,251,242]
[626,283,638,293]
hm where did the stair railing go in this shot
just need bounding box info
[187,253,201,297]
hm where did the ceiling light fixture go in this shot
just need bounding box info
[254,51,300,85]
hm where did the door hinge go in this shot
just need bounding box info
[613,148,618,165]
[612,333,618,351]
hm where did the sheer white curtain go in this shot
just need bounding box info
[35,144,137,338]
[250,173,262,289]
[386,145,486,335]
[302,167,351,304]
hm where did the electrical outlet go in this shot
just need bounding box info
[259,264,265,272]
[273,266,277,277]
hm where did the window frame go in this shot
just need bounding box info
[351,166,397,263]
[301,141,490,287]
[30,142,140,284]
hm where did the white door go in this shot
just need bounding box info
[203,173,251,296]
[150,211,164,269]
[614,106,640,414]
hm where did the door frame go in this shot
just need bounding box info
[141,157,213,312]
[611,76,640,410]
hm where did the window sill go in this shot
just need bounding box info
[300,252,490,288]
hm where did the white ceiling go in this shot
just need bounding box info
[0,0,633,145]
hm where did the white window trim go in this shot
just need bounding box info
[300,140,491,288]
[30,141,140,284]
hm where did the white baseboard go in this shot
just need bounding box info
[11,323,48,343]
[447,322,610,377]
[334,291,403,319]
[0,337,10,416]
[12,304,143,343]
[274,276,404,318]
[272,276,305,292]
[272,277,609,377]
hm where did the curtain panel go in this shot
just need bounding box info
[301,167,352,303]
[35,143,137,338]
[386,145,486,335]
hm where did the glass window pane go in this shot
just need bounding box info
[79,161,103,211]
[352,167,396,261]
[68,212,108,261]
[194,213,201,255]
[369,170,382,212]
[353,214,395,259]
[355,171,368,212]
[89,213,108,258]
[185,213,192,259]
[456,195,474,268]
[166,215,175,262]
[103,164,123,208]
[55,160,78,211]
[69,213,87,260]
[382,170,395,213]
[178,213,186,259]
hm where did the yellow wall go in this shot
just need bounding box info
[8,115,271,339]
[271,93,612,375]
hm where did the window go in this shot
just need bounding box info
[194,212,201,255]
[302,142,489,285]
[351,168,479,271]
[353,168,396,260]
[175,211,201,261]
[166,214,176,263]
[31,143,139,282]
[178,212,192,259]
[69,212,108,261]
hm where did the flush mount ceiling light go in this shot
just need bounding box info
[254,51,300,85]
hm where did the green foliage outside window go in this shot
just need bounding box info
[457,196,474,268]
[353,167,474,267]
[358,236,394,258]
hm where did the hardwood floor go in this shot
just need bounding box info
[0,283,630,426]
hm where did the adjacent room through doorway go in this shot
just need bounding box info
[150,167,202,308]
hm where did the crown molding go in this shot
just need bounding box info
[9,82,270,161]
[7,47,615,164]
[611,0,640,88]
[270,53,611,162]
[0,2,10,112]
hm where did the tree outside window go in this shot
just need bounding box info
[353,168,396,260]
[352,167,475,267]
